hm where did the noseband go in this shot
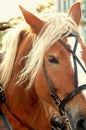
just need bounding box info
[42,32,86,130]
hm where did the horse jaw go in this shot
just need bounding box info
[68,2,81,25]
[19,5,45,34]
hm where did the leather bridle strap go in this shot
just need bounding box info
[58,34,86,111]
[42,62,86,113]
[42,32,86,115]
[42,61,86,115]
[4,102,36,130]
[42,62,61,106]
[58,39,86,73]
[60,84,86,110]
[59,32,79,88]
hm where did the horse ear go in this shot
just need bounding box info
[19,5,45,34]
[68,2,81,25]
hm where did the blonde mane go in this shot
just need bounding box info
[0,22,27,87]
[0,13,80,88]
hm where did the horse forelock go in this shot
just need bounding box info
[19,13,80,88]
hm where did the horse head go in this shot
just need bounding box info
[0,2,86,130]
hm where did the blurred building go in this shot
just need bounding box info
[55,0,86,43]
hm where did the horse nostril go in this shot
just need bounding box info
[76,118,86,130]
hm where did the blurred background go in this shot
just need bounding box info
[0,0,86,44]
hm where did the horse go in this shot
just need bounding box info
[0,2,86,130]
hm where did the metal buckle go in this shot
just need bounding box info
[50,114,66,130]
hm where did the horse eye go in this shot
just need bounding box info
[48,56,59,64]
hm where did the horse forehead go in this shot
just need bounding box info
[67,36,86,99]
[47,40,69,54]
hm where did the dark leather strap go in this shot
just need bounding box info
[5,102,36,130]
[60,84,86,110]
[42,62,61,105]
[58,39,86,73]
[42,32,86,115]
[42,62,86,112]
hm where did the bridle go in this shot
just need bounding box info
[0,32,86,130]
[42,32,86,130]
